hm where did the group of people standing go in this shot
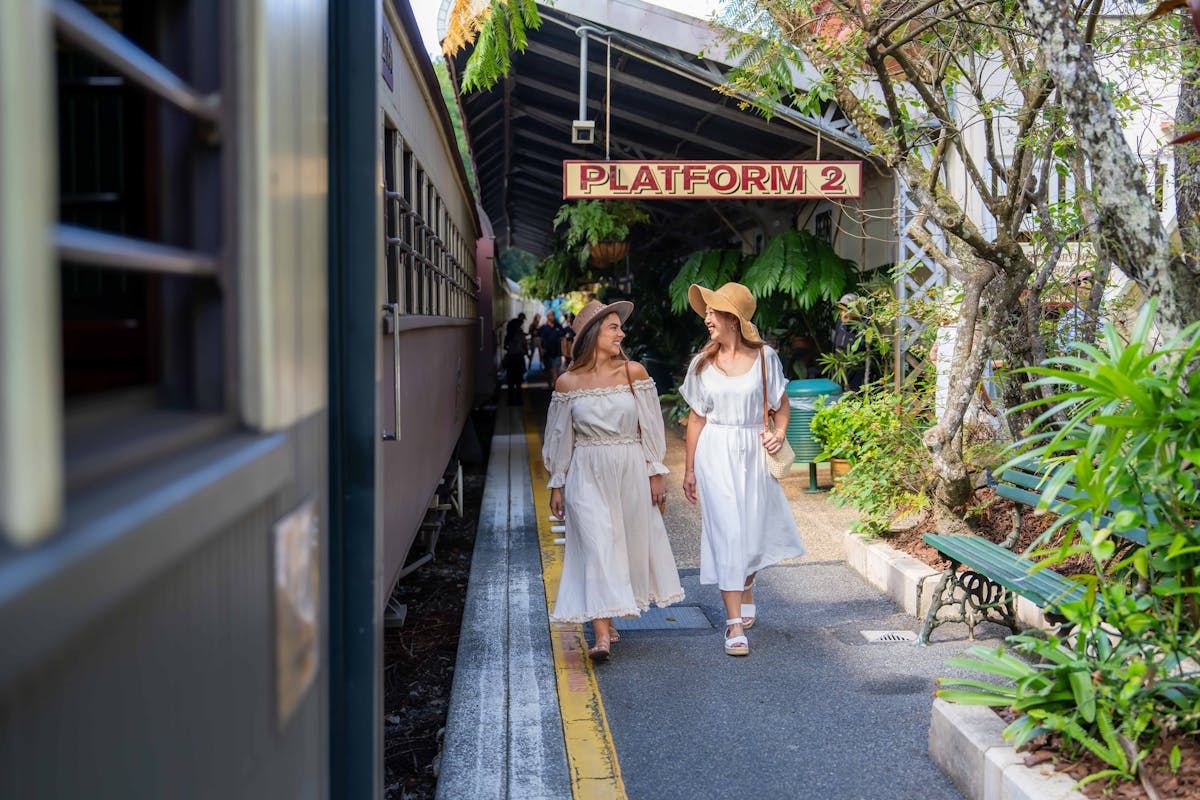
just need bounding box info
[502,310,577,404]
[542,283,806,661]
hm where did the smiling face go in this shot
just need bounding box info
[596,312,625,357]
[704,307,739,344]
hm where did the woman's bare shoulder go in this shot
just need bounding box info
[623,360,651,381]
[554,371,581,393]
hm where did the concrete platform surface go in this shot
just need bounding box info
[440,389,1009,800]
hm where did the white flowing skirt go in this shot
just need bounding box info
[551,441,684,623]
[695,422,807,590]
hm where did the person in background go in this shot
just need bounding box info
[543,300,683,661]
[527,313,542,372]
[831,293,866,392]
[561,312,576,368]
[536,310,566,388]
[502,313,528,405]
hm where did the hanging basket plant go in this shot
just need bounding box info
[588,240,630,268]
[553,199,648,268]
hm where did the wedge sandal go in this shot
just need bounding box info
[724,617,749,657]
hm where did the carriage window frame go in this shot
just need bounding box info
[386,147,477,321]
[53,1,236,498]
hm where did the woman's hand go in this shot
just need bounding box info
[761,427,785,454]
[549,487,565,519]
[682,470,698,505]
[649,474,667,508]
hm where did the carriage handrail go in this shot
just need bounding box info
[53,0,220,125]
[56,224,218,277]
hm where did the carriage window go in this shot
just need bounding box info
[54,0,231,492]
[386,149,476,319]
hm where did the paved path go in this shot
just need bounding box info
[440,389,1003,800]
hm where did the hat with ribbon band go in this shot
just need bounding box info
[572,299,634,341]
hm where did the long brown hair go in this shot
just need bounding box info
[693,310,764,374]
[568,312,628,373]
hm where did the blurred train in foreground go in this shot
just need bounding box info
[0,1,497,796]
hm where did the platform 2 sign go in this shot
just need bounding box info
[562,160,862,200]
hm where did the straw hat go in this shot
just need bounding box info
[687,282,761,344]
[572,299,634,340]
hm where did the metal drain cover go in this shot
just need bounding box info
[860,630,917,643]
[612,606,711,631]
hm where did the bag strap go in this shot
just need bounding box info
[760,351,772,430]
[624,360,635,392]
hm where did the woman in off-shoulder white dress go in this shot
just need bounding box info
[543,300,684,661]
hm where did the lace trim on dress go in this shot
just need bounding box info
[550,378,655,400]
[549,591,686,623]
[576,435,641,447]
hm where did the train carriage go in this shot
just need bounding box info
[0,1,491,796]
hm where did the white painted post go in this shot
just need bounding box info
[0,0,61,546]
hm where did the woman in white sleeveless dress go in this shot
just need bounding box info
[543,300,684,661]
[679,283,806,656]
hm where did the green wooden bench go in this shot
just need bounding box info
[915,461,1147,646]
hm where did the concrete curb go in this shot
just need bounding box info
[840,532,1085,800]
[840,531,1051,630]
[929,700,1086,800]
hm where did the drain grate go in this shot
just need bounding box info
[860,630,918,643]
[611,606,711,631]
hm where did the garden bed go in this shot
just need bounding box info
[998,711,1200,800]
[883,485,1098,578]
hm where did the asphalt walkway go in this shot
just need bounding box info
[440,388,1004,800]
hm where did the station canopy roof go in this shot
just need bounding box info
[447,0,869,258]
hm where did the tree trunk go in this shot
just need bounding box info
[1175,27,1200,272]
[1021,0,1200,340]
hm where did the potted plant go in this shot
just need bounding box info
[553,200,648,268]
[808,397,857,481]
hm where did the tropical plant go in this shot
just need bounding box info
[553,200,649,251]
[937,301,1200,795]
[442,0,542,93]
[666,228,852,319]
[810,385,935,532]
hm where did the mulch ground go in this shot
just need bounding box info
[885,485,1199,797]
[997,709,1200,799]
[884,485,1098,577]
[382,411,492,800]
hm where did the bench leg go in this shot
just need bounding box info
[916,563,1021,645]
[915,568,956,646]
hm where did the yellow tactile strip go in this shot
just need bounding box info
[523,402,628,800]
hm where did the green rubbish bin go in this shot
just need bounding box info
[784,378,843,493]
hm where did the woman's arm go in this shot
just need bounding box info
[763,389,789,454]
[683,410,706,505]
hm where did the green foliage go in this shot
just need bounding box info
[459,0,542,94]
[657,391,691,428]
[666,228,852,316]
[498,247,539,281]
[939,301,1200,779]
[553,200,649,251]
[809,385,935,532]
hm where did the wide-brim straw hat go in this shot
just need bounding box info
[572,299,634,340]
[688,282,761,344]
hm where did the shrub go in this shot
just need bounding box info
[810,386,935,532]
[937,301,1200,788]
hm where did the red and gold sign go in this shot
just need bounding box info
[562,160,862,200]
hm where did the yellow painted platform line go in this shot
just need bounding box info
[523,401,628,800]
